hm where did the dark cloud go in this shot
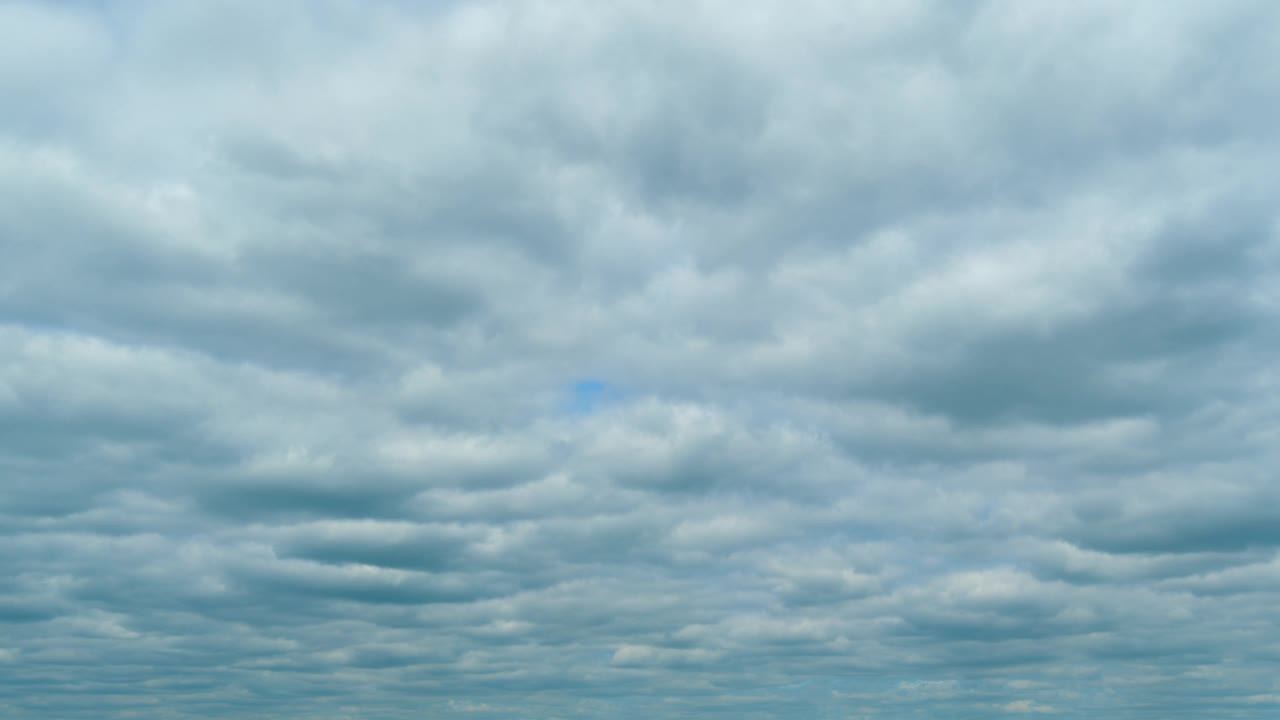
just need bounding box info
[2,1,1279,718]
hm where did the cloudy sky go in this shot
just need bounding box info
[3,1,1280,718]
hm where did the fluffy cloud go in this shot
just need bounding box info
[3,1,1279,718]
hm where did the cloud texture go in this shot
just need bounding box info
[3,1,1280,718]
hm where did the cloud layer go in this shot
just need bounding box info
[3,1,1280,718]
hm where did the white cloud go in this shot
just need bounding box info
[2,1,1279,719]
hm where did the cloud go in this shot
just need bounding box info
[1002,700,1058,714]
[2,0,1280,718]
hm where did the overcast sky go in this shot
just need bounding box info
[3,1,1280,718]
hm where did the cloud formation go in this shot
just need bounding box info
[3,1,1280,718]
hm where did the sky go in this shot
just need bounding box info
[2,1,1280,718]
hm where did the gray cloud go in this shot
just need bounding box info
[3,1,1280,718]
